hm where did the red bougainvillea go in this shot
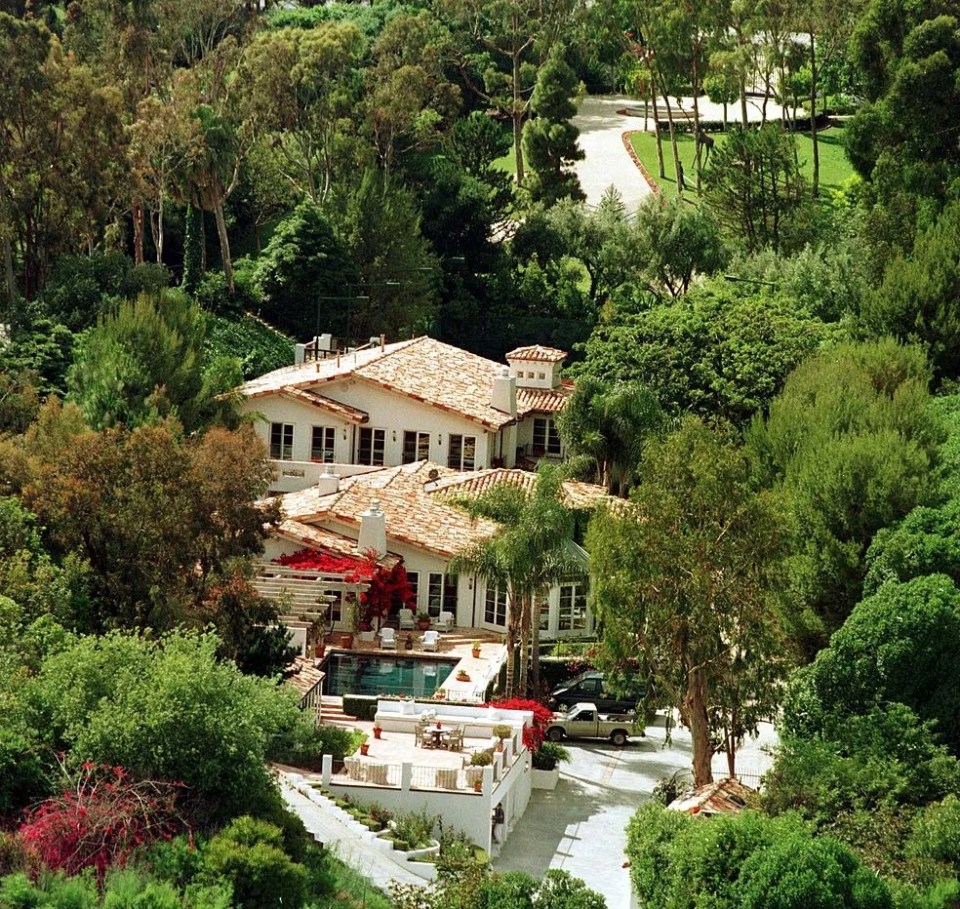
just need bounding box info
[274,549,415,628]
[19,763,185,880]
[488,698,555,752]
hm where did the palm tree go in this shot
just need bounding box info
[556,378,664,497]
[448,466,587,696]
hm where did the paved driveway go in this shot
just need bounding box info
[492,717,777,908]
[572,95,652,215]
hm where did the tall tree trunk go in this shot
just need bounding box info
[505,595,518,696]
[513,44,525,185]
[2,233,14,306]
[517,595,530,696]
[657,74,683,195]
[650,87,666,179]
[214,200,233,292]
[725,705,739,778]
[809,31,819,198]
[530,594,542,696]
[685,664,714,788]
[157,195,165,264]
[132,202,145,265]
[692,54,703,193]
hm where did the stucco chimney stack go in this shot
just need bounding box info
[491,367,517,416]
[357,500,387,558]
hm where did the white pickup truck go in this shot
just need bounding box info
[545,702,638,747]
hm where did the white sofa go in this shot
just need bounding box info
[373,699,531,739]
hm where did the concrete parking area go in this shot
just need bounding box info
[492,716,777,908]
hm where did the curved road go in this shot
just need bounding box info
[572,95,652,214]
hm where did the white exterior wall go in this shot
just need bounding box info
[508,359,562,390]
[240,396,352,464]
[242,380,507,483]
[475,577,594,640]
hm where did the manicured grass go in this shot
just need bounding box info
[628,125,854,202]
[492,144,517,176]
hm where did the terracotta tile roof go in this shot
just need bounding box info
[351,337,514,430]
[241,337,530,430]
[283,656,326,701]
[517,382,575,415]
[241,340,416,397]
[274,461,502,559]
[506,345,568,363]
[428,468,612,511]
[668,778,757,816]
[274,387,369,423]
[275,520,401,569]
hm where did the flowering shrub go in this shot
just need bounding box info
[487,698,554,752]
[18,763,185,879]
[275,549,414,628]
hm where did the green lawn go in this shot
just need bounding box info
[628,125,854,202]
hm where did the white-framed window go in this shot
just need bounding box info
[311,426,336,462]
[448,434,476,470]
[403,431,431,464]
[558,583,588,632]
[270,422,294,460]
[538,599,550,632]
[357,428,385,466]
[532,417,562,456]
[406,571,419,609]
[428,572,458,617]
[485,585,508,627]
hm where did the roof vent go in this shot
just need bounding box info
[428,468,440,481]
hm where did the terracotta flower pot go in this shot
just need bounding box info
[340,633,354,649]
[417,619,431,631]
[360,742,369,756]
[471,648,481,659]
[373,727,382,739]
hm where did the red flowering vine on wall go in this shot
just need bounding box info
[19,763,186,880]
[275,549,415,629]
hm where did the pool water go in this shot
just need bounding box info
[322,653,457,698]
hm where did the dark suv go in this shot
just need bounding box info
[548,671,642,714]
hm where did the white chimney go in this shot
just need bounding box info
[491,367,517,416]
[357,499,387,558]
[316,468,340,496]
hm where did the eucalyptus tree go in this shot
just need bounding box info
[588,417,790,785]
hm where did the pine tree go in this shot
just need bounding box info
[521,44,585,206]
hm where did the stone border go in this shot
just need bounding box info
[621,131,661,197]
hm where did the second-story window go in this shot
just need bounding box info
[357,428,385,466]
[403,431,430,464]
[447,434,476,470]
[311,426,336,462]
[270,422,294,460]
[532,417,562,456]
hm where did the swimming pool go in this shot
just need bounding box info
[322,653,457,698]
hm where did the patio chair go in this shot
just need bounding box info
[398,608,416,630]
[446,724,464,751]
[414,725,426,747]
[421,630,440,652]
[379,627,397,650]
[436,611,454,632]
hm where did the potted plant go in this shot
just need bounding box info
[359,733,370,756]
[434,687,446,700]
[372,723,382,740]
[416,611,432,631]
[471,641,482,659]
[456,669,471,682]
[531,741,570,790]
[404,633,414,650]
[492,724,512,752]
[466,749,492,788]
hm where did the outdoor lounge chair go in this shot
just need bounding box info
[436,611,454,632]
[398,608,416,630]
[379,627,397,649]
[421,630,440,652]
